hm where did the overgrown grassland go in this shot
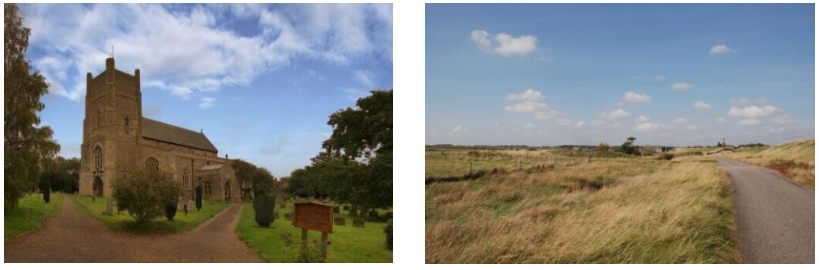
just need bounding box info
[73,196,229,234]
[236,202,392,263]
[5,192,64,241]
[426,149,738,263]
[724,139,814,189]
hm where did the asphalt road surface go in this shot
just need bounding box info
[717,158,814,264]
[4,197,262,263]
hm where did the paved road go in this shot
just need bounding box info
[4,197,262,263]
[716,158,814,264]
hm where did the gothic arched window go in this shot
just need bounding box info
[145,157,159,172]
[182,171,189,189]
[205,182,212,195]
[94,146,103,172]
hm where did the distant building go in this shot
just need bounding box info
[78,57,240,202]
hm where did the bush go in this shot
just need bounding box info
[165,203,177,221]
[195,186,203,211]
[112,169,180,224]
[662,153,675,160]
[384,219,393,250]
[254,193,276,227]
[42,188,50,204]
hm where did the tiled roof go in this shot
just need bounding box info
[141,118,217,153]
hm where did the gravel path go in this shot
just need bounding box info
[4,197,262,263]
[717,158,814,264]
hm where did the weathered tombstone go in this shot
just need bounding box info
[285,212,293,221]
[343,205,350,211]
[353,218,366,228]
[103,198,113,216]
[333,206,340,213]
[334,217,346,226]
[293,201,333,262]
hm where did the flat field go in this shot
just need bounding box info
[425,148,738,263]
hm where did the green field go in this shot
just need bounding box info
[236,201,393,263]
[73,195,230,234]
[426,147,738,263]
[5,192,65,241]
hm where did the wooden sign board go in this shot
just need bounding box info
[293,201,333,233]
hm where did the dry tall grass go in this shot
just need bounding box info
[426,150,737,263]
[724,139,815,189]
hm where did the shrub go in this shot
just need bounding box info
[42,187,50,204]
[384,219,393,250]
[195,186,203,211]
[112,169,180,224]
[254,193,276,227]
[165,203,177,221]
[662,153,675,160]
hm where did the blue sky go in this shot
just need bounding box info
[22,3,393,177]
[426,4,814,147]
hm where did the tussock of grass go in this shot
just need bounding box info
[725,139,814,189]
[5,193,64,241]
[426,150,738,263]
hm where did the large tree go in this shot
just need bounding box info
[289,90,393,210]
[5,3,60,210]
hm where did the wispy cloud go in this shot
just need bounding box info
[669,82,691,91]
[600,109,630,119]
[199,97,215,109]
[709,44,736,55]
[728,105,778,118]
[621,91,651,103]
[693,100,711,110]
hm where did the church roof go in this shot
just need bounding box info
[141,118,218,153]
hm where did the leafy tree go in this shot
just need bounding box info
[4,3,60,210]
[231,159,277,198]
[39,156,81,193]
[288,90,393,211]
[231,159,257,199]
[620,136,638,155]
[112,169,180,223]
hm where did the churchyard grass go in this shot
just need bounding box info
[73,195,230,234]
[5,192,65,241]
[236,201,393,263]
[426,147,738,263]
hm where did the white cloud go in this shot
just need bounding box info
[654,75,666,81]
[685,125,703,131]
[716,117,726,123]
[672,117,688,124]
[470,30,537,56]
[670,82,691,91]
[727,105,778,118]
[634,122,672,132]
[451,125,465,134]
[709,44,736,55]
[506,88,543,101]
[573,121,586,128]
[198,97,215,109]
[23,3,393,101]
[738,118,761,126]
[693,100,711,110]
[591,120,605,127]
[600,109,630,119]
[621,91,651,103]
[635,115,651,122]
[772,115,796,125]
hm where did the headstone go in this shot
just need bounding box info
[285,212,293,221]
[334,217,346,226]
[343,205,350,211]
[350,209,358,217]
[333,206,340,213]
[353,218,365,228]
[103,198,113,216]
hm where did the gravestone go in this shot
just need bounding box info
[353,218,366,228]
[334,206,340,213]
[285,212,293,221]
[343,205,350,211]
[350,209,358,217]
[334,217,346,226]
[103,198,114,216]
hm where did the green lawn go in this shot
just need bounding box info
[5,192,65,241]
[73,195,230,234]
[236,201,393,263]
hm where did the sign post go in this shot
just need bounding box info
[293,201,333,262]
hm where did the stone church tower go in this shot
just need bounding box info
[79,57,240,202]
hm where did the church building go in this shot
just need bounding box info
[78,57,240,202]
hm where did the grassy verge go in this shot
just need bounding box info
[73,195,230,234]
[426,149,738,263]
[724,139,814,189]
[236,201,393,263]
[5,192,65,241]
